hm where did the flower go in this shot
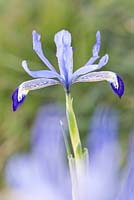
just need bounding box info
[12,30,124,111]
[87,106,120,200]
[5,104,134,200]
[117,133,134,200]
[5,104,71,200]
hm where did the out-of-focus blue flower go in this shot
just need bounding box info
[87,107,134,200]
[117,133,134,200]
[5,105,133,200]
[12,30,124,111]
[5,104,71,200]
[87,106,120,200]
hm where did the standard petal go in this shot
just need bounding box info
[32,30,57,72]
[98,54,109,68]
[54,30,73,84]
[86,31,101,65]
[72,54,109,82]
[74,71,124,98]
[22,60,61,79]
[92,31,101,57]
[12,79,59,111]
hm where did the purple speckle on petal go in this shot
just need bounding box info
[110,74,124,98]
[12,88,26,111]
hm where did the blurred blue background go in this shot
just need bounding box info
[0,0,134,187]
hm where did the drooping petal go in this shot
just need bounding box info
[22,60,61,79]
[72,54,109,82]
[12,87,27,111]
[54,30,73,85]
[110,74,124,98]
[12,79,59,111]
[32,30,57,72]
[74,71,124,98]
[86,31,101,65]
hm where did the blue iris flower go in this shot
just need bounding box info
[5,104,71,200]
[5,105,134,200]
[12,30,124,111]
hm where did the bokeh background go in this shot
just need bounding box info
[0,0,134,188]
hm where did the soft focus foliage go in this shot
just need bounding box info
[0,0,134,185]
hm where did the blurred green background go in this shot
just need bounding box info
[0,0,134,187]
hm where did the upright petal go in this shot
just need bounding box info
[12,78,59,111]
[86,31,101,65]
[98,54,109,68]
[54,30,73,85]
[74,71,124,98]
[72,54,109,82]
[32,30,57,72]
[92,31,101,57]
[22,60,61,79]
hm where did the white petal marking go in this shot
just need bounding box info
[75,71,119,89]
[18,78,59,102]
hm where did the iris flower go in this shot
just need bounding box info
[5,105,134,200]
[5,104,71,200]
[12,30,124,111]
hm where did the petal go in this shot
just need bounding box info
[98,54,109,68]
[92,31,101,57]
[110,74,124,98]
[22,60,61,79]
[12,79,59,111]
[72,54,109,82]
[32,30,56,72]
[54,30,73,83]
[72,64,98,82]
[74,71,124,98]
[86,31,101,65]
[12,87,27,111]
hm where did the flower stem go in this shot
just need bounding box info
[65,93,82,159]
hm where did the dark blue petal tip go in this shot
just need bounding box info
[12,88,26,111]
[110,74,124,98]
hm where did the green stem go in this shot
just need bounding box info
[65,93,82,158]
